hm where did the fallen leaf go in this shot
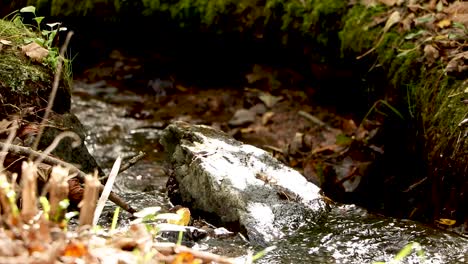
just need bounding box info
[445,51,468,73]
[171,252,202,264]
[445,1,468,15]
[0,39,12,45]
[424,44,439,65]
[63,241,87,257]
[258,92,283,108]
[246,64,268,84]
[452,13,468,27]
[261,111,275,125]
[228,109,256,126]
[435,218,456,226]
[21,42,49,62]
[240,127,256,133]
[383,11,401,32]
[168,207,191,226]
[378,0,403,6]
[437,19,451,28]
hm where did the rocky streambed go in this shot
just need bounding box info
[71,75,468,263]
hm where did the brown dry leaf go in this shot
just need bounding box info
[246,64,268,84]
[21,42,49,62]
[452,14,468,27]
[437,19,451,28]
[445,1,468,15]
[445,51,468,73]
[378,0,403,6]
[258,92,283,108]
[342,119,358,135]
[303,160,321,185]
[312,145,339,155]
[401,13,415,31]
[424,44,440,65]
[0,119,14,134]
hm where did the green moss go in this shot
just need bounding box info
[339,4,387,56]
[0,19,49,95]
[0,17,71,117]
[19,0,347,48]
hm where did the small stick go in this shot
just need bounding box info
[20,161,38,222]
[0,142,135,213]
[48,166,69,222]
[119,151,146,174]
[99,151,146,181]
[79,172,99,226]
[31,31,74,153]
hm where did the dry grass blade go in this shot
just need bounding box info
[0,119,18,170]
[79,172,100,227]
[93,156,121,226]
[20,161,38,222]
[48,166,69,222]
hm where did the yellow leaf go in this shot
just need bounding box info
[435,218,456,226]
[437,19,451,28]
[262,111,275,125]
[168,207,191,226]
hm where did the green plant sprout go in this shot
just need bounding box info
[0,175,19,217]
[14,6,69,71]
[374,242,425,264]
[39,196,50,220]
[110,206,120,232]
[252,246,277,262]
[19,6,44,31]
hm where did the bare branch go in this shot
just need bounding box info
[31,31,74,153]
[0,142,135,214]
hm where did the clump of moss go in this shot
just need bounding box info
[0,17,70,117]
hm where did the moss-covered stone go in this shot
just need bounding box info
[0,18,71,116]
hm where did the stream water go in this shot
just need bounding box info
[71,83,468,264]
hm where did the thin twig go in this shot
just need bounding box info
[31,31,74,153]
[34,131,81,164]
[0,119,19,170]
[0,142,135,214]
[99,151,146,181]
[119,151,146,174]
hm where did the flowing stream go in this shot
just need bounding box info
[71,83,468,264]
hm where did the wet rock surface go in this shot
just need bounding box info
[160,121,328,246]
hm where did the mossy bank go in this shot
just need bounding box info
[0,18,71,117]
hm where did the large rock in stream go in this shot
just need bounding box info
[160,121,328,246]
